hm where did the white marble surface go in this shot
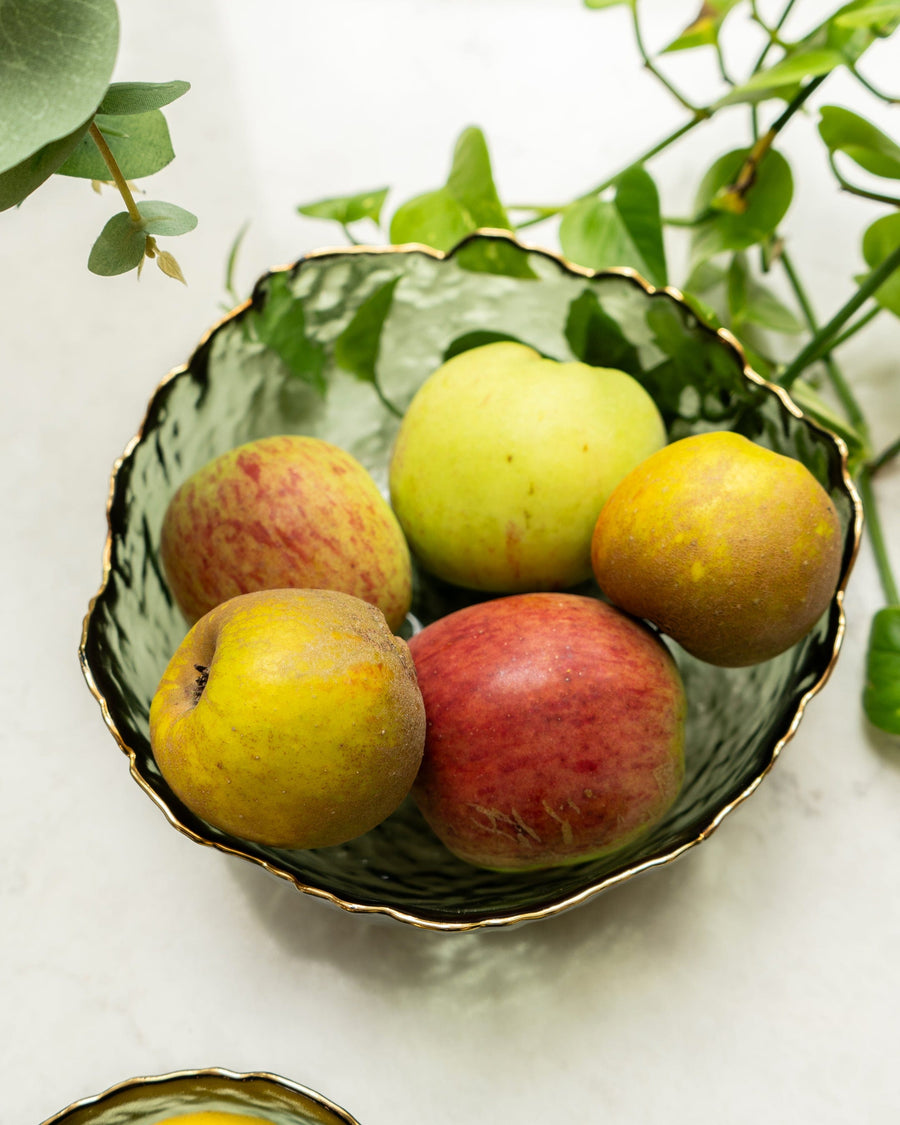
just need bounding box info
[2,3,899,1123]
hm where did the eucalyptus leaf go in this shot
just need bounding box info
[136,200,198,237]
[88,211,147,276]
[0,116,91,211]
[818,105,900,180]
[0,0,119,173]
[298,187,389,226]
[661,0,741,52]
[98,80,191,116]
[690,148,793,267]
[334,277,401,395]
[57,109,175,180]
[863,606,900,734]
[252,271,327,394]
[861,212,900,315]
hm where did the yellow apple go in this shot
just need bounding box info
[591,431,844,666]
[388,342,666,592]
[149,588,426,849]
[155,1115,273,1125]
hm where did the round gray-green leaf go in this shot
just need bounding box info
[0,0,119,173]
[137,200,198,236]
[0,116,90,210]
[97,79,190,116]
[57,109,175,180]
[88,211,146,275]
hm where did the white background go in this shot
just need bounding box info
[3,2,899,1123]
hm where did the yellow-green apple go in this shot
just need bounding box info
[388,342,666,593]
[149,588,426,849]
[591,430,844,667]
[407,592,686,871]
[160,434,412,632]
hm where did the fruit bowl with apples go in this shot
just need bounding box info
[39,1068,360,1125]
[79,232,860,931]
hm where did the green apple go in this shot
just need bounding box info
[591,431,844,666]
[149,587,426,849]
[160,434,412,633]
[388,342,666,592]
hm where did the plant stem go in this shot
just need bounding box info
[780,243,900,390]
[870,435,900,477]
[827,304,882,352]
[779,250,870,440]
[827,152,900,206]
[848,63,900,106]
[857,465,900,606]
[749,0,798,76]
[88,122,141,224]
[630,4,704,116]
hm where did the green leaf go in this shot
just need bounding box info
[564,289,643,375]
[0,116,91,211]
[390,126,510,249]
[0,0,119,173]
[661,0,742,53]
[719,48,843,106]
[252,271,327,393]
[863,606,900,734]
[834,1,900,30]
[614,166,668,286]
[690,148,794,267]
[97,80,191,116]
[136,200,198,237]
[583,0,634,7]
[443,330,533,362]
[390,187,472,251]
[298,186,389,226]
[57,109,175,180]
[861,212,900,315]
[818,105,900,180]
[88,211,147,276]
[727,253,804,334]
[334,277,401,389]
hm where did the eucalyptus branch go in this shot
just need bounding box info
[89,122,141,223]
[827,152,900,207]
[780,243,900,390]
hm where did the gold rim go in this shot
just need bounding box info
[78,229,863,933]
[39,1066,361,1125]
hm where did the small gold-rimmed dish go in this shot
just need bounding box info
[79,232,861,932]
[39,1067,360,1125]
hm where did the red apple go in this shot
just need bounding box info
[160,434,412,632]
[408,593,686,871]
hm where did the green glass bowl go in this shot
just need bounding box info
[79,232,861,932]
[39,1068,360,1125]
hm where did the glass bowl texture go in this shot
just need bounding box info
[80,232,861,932]
[39,1068,360,1125]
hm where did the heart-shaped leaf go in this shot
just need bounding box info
[88,212,147,276]
[298,187,389,226]
[861,212,900,315]
[818,105,900,180]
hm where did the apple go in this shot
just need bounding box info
[388,341,666,593]
[407,592,686,871]
[155,1116,273,1125]
[160,434,412,632]
[149,588,426,850]
[591,431,844,666]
